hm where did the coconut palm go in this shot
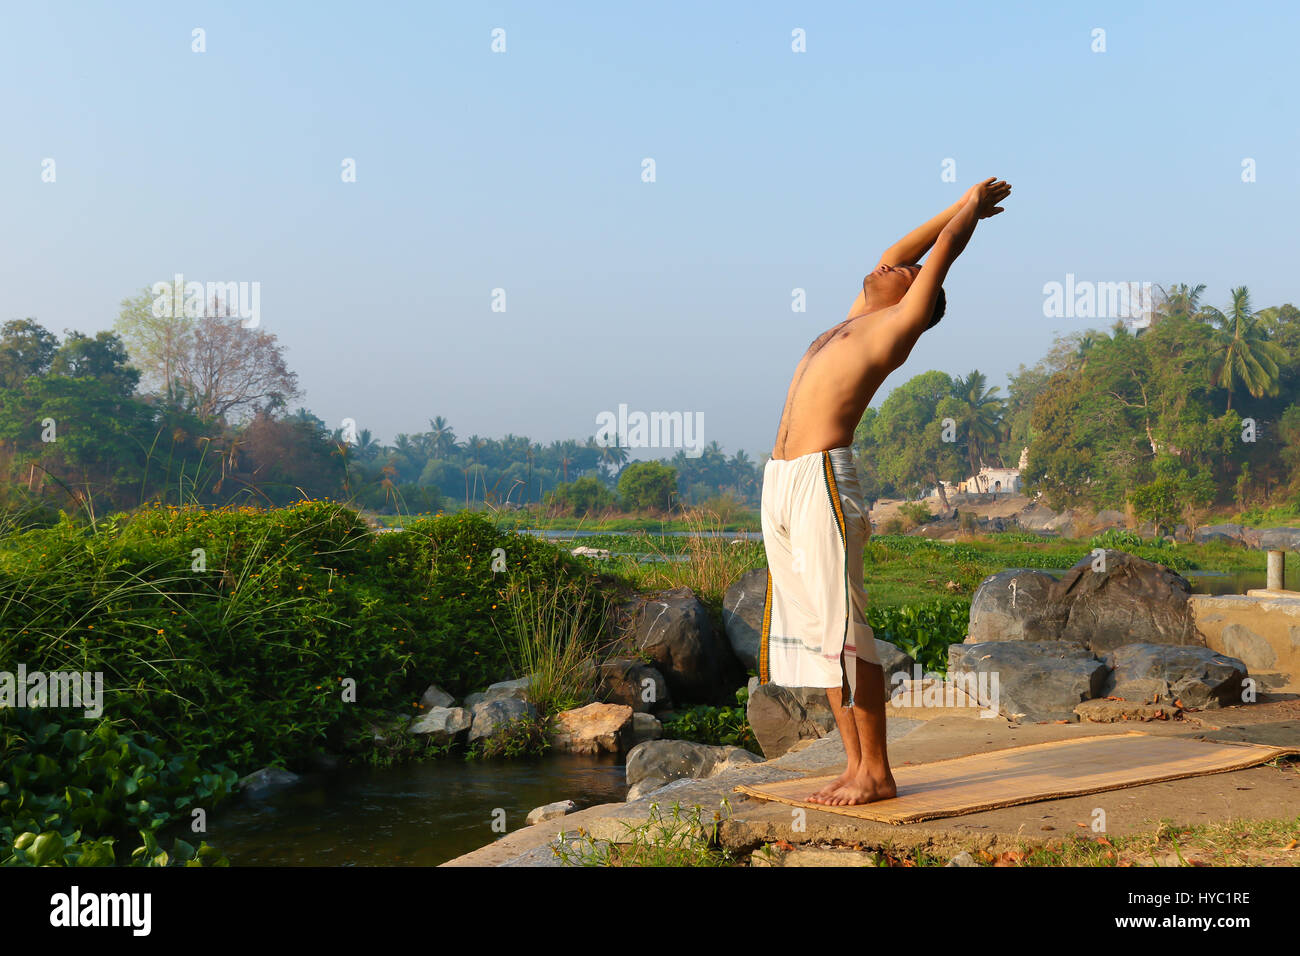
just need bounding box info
[1202,287,1287,411]
[950,370,1006,474]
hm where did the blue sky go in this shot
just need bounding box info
[4,1,1298,461]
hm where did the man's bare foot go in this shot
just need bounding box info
[822,772,897,807]
[806,765,856,804]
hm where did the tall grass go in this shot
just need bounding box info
[618,508,765,606]
[496,577,609,717]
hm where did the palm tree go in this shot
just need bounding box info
[1157,283,1207,323]
[951,371,1006,475]
[1203,287,1287,412]
[428,416,456,456]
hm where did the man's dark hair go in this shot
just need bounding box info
[927,287,947,330]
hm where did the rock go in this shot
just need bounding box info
[548,703,634,755]
[946,851,978,867]
[465,676,533,709]
[596,658,671,713]
[238,767,301,796]
[948,641,1109,722]
[746,682,837,758]
[1074,698,1179,722]
[723,568,769,672]
[1256,527,1300,551]
[1015,501,1061,532]
[630,712,663,745]
[967,569,1066,643]
[634,587,741,703]
[1194,524,1247,545]
[872,639,918,689]
[408,705,472,743]
[1107,677,1175,703]
[624,740,763,800]
[1102,643,1248,709]
[1054,551,1199,653]
[570,546,611,559]
[1173,524,1192,543]
[419,683,455,710]
[467,697,539,744]
[526,800,576,825]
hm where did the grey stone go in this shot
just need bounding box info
[746,682,837,758]
[634,587,742,703]
[722,568,768,673]
[1256,527,1300,551]
[468,697,539,744]
[1054,550,1199,653]
[624,740,763,800]
[408,705,472,742]
[1102,643,1248,709]
[1194,524,1246,545]
[630,712,663,745]
[419,683,455,709]
[967,569,1065,643]
[238,767,301,796]
[596,658,671,713]
[948,641,1109,722]
[946,851,978,867]
[526,800,576,826]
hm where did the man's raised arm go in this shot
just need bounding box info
[873,179,1010,368]
[876,177,1010,269]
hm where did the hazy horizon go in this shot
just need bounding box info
[5,1,1298,460]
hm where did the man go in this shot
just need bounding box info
[759,177,1012,806]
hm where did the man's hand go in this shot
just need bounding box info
[964,177,1012,219]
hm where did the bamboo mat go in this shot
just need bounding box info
[733,732,1298,824]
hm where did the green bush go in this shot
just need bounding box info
[867,600,970,675]
[0,708,233,867]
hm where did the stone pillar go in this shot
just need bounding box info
[1267,550,1285,591]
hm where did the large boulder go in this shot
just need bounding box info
[408,706,472,743]
[548,703,634,755]
[465,676,532,709]
[967,569,1066,643]
[722,569,768,672]
[948,641,1109,722]
[745,680,836,758]
[634,587,741,703]
[1054,550,1200,653]
[467,697,539,745]
[1256,527,1300,551]
[1194,524,1247,545]
[1102,643,1248,709]
[624,740,763,801]
[596,658,671,713]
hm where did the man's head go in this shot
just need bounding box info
[863,263,946,329]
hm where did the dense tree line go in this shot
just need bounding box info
[854,285,1300,526]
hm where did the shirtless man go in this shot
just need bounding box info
[758,177,1011,806]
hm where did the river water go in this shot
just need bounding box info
[210,754,627,866]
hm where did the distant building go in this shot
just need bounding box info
[929,448,1029,498]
